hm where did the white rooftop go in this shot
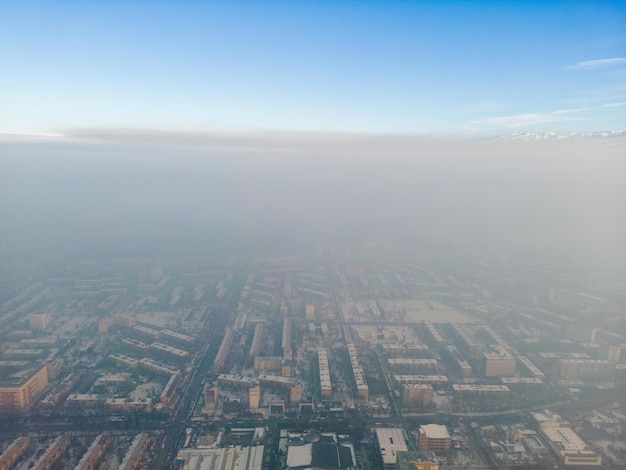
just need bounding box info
[420,424,450,440]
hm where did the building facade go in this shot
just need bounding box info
[418,424,451,451]
[0,365,49,411]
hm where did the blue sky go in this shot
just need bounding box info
[1,0,625,136]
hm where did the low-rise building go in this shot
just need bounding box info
[347,344,368,399]
[32,436,69,470]
[0,437,29,470]
[418,424,450,451]
[318,349,332,399]
[105,398,152,412]
[533,411,602,467]
[177,446,264,470]
[372,428,409,469]
[558,359,615,381]
[395,451,439,470]
[204,383,218,411]
[402,384,434,408]
[120,434,150,470]
[76,434,111,470]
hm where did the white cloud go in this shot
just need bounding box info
[567,58,626,70]
[0,131,65,141]
[552,108,589,115]
[469,108,587,129]
[603,101,626,108]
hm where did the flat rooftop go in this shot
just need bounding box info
[373,428,409,466]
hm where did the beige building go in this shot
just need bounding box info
[0,437,30,470]
[249,386,261,411]
[121,434,150,470]
[395,451,439,470]
[418,424,450,451]
[204,384,218,411]
[76,435,111,470]
[0,365,48,411]
[318,349,332,399]
[290,385,302,404]
[558,359,615,381]
[28,313,52,330]
[33,436,69,470]
[305,304,315,320]
[253,356,282,373]
[483,345,516,377]
[607,345,622,362]
[402,384,433,408]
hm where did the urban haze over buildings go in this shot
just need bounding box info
[1,1,625,469]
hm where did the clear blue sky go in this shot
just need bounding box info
[1,0,625,136]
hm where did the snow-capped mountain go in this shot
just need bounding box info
[494,128,626,142]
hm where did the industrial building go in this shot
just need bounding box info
[533,411,602,467]
[176,446,264,470]
[285,431,354,470]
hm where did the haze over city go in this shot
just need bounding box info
[1,1,625,470]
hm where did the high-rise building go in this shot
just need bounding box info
[607,345,622,362]
[483,345,516,377]
[0,365,48,411]
[28,313,52,330]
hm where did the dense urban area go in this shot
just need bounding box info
[0,246,625,470]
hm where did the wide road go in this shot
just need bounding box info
[152,271,247,468]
